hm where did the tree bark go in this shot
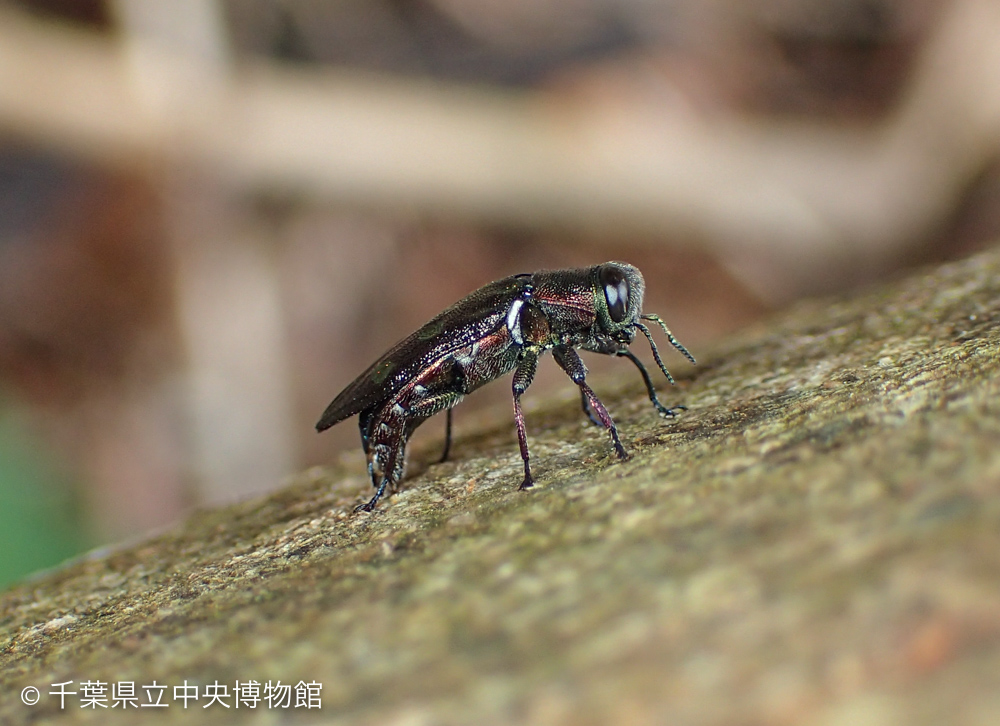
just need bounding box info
[2,246,1000,724]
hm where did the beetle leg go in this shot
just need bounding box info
[355,401,411,512]
[438,408,453,463]
[357,442,404,512]
[512,352,539,489]
[580,389,603,426]
[408,391,463,418]
[616,349,686,418]
[406,392,464,464]
[554,346,629,460]
[355,478,389,512]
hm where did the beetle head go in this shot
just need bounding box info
[592,262,645,343]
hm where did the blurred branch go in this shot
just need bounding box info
[1,1,999,298]
[111,0,297,505]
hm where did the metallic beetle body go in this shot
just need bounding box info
[317,262,694,511]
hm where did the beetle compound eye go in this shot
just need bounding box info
[599,266,630,324]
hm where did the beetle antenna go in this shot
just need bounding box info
[634,322,675,384]
[635,317,695,386]
[640,314,696,365]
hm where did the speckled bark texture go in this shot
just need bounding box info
[3,248,1000,726]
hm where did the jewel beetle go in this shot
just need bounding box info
[317,261,695,511]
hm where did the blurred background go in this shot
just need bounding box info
[1,0,999,586]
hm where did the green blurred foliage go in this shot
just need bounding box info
[0,404,88,588]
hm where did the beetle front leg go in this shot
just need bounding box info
[616,349,686,418]
[512,352,539,489]
[554,346,629,460]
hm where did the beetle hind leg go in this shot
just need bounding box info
[355,417,408,511]
[408,392,464,464]
[355,478,389,512]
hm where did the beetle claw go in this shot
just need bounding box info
[655,403,686,418]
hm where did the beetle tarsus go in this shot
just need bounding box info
[656,403,687,418]
[355,478,389,512]
[610,428,629,460]
[354,498,377,513]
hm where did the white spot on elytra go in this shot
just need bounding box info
[506,299,525,345]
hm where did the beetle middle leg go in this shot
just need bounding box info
[580,390,603,427]
[438,409,453,463]
[512,352,539,490]
[554,346,628,460]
